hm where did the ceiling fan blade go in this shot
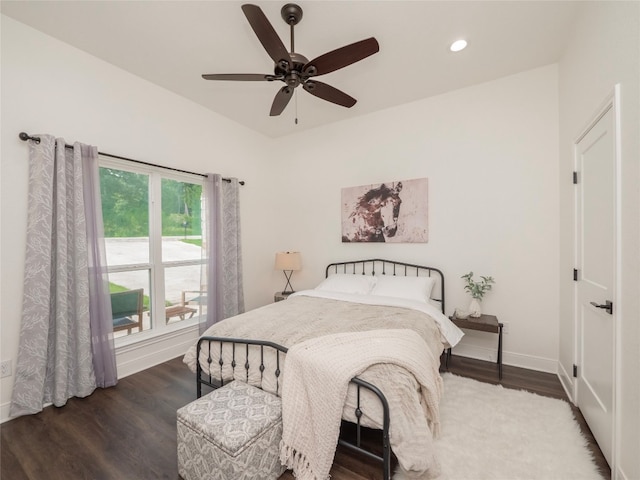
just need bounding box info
[202,73,280,81]
[303,81,356,108]
[303,37,379,77]
[241,4,291,69]
[270,86,294,116]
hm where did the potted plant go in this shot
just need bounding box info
[461,272,495,317]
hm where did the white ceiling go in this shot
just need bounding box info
[1,1,583,138]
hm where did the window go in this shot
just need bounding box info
[99,158,206,341]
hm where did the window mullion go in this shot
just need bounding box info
[149,172,166,331]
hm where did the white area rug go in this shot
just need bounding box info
[405,373,603,480]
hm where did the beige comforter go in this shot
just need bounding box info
[183,294,446,478]
[183,295,444,367]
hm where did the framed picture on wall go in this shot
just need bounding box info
[341,178,428,243]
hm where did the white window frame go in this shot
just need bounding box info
[99,155,205,347]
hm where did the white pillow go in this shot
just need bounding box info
[370,275,436,303]
[315,274,377,295]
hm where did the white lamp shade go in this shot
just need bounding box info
[275,251,301,271]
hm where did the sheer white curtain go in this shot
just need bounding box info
[10,135,116,417]
[82,149,118,388]
[200,174,244,334]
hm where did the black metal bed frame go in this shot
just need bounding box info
[195,259,446,480]
[196,337,392,478]
[326,258,445,314]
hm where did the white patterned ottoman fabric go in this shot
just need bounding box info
[177,380,285,480]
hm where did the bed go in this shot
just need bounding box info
[183,259,463,480]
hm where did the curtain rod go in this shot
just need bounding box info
[18,132,245,185]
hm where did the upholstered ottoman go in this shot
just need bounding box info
[177,380,285,480]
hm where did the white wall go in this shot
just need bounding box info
[0,16,279,421]
[272,65,560,373]
[558,2,640,479]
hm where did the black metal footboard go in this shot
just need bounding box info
[196,336,392,480]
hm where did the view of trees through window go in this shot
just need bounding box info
[100,168,203,238]
[99,162,205,339]
[100,168,148,237]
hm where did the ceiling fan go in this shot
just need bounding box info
[202,3,380,116]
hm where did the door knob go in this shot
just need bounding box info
[590,300,613,315]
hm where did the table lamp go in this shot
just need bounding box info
[275,251,301,294]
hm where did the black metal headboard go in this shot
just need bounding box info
[325,259,445,314]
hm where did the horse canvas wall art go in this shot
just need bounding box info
[341,178,428,243]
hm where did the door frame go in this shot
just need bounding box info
[572,84,622,474]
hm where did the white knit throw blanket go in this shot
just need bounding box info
[279,329,443,480]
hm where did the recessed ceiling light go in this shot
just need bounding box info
[450,40,468,52]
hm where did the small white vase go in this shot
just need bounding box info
[468,298,482,318]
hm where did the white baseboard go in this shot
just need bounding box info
[1,325,200,424]
[0,402,11,424]
[451,343,558,374]
[557,362,575,403]
[615,466,628,480]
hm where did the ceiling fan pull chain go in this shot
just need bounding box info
[295,90,299,125]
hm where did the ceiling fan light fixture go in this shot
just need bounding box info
[450,39,468,52]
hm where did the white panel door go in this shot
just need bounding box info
[575,105,616,466]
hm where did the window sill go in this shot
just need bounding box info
[115,317,200,354]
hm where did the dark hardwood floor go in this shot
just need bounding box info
[1,354,610,480]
